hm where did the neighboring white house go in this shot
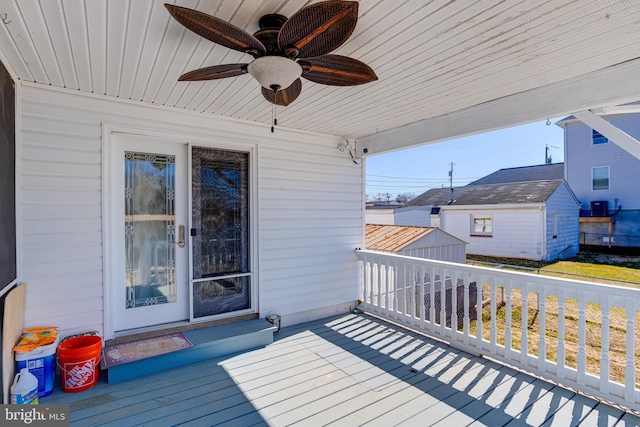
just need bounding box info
[403,178,580,261]
[365,224,466,263]
[556,112,640,248]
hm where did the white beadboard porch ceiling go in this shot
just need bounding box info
[1,0,639,152]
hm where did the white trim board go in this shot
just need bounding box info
[357,59,640,157]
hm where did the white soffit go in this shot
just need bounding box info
[0,0,639,144]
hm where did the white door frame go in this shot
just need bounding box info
[102,124,259,339]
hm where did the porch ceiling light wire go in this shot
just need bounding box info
[341,138,360,165]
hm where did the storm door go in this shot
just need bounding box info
[190,147,252,319]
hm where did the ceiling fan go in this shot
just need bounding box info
[165,1,378,106]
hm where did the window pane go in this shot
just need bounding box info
[592,129,608,145]
[192,148,249,278]
[592,167,609,190]
[124,152,177,308]
[472,216,492,235]
[192,276,251,318]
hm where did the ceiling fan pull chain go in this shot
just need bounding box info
[271,103,275,133]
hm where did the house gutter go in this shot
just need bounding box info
[441,203,545,211]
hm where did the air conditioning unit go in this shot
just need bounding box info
[590,201,608,217]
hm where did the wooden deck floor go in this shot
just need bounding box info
[43,313,640,426]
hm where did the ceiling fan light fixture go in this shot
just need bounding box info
[247,56,302,91]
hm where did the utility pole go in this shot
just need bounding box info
[448,162,454,204]
[545,145,549,164]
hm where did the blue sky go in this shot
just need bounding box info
[365,119,565,200]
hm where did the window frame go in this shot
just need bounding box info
[591,166,610,191]
[470,214,493,237]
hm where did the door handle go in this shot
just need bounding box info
[178,225,185,248]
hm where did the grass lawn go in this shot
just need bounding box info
[540,261,640,285]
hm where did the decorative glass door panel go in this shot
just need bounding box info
[191,147,251,318]
[111,134,188,332]
[124,152,177,308]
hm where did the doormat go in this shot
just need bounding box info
[102,332,193,369]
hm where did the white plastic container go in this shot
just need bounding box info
[15,338,58,397]
[10,368,39,404]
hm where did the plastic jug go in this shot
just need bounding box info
[10,368,39,404]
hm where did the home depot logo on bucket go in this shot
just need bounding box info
[63,358,96,390]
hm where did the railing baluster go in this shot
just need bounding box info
[476,274,483,350]
[440,268,447,336]
[557,287,566,378]
[538,285,546,372]
[393,259,399,319]
[624,299,636,403]
[420,265,426,330]
[600,294,610,394]
[451,270,458,341]
[521,283,528,366]
[463,275,470,346]
[490,278,497,355]
[505,280,512,360]
[372,258,382,313]
[410,263,417,326]
[365,257,372,312]
[577,290,587,386]
[383,259,390,317]
[429,267,436,333]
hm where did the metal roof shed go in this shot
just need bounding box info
[365,224,467,264]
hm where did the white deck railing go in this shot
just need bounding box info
[356,249,640,411]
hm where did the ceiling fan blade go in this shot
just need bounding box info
[278,1,358,59]
[178,64,249,81]
[261,79,302,106]
[165,4,266,56]
[300,55,377,86]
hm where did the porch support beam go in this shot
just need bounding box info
[590,105,640,115]
[572,110,640,161]
[356,59,640,157]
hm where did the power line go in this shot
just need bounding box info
[366,174,481,181]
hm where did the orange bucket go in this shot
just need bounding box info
[57,336,102,393]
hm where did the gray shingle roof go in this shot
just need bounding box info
[404,180,564,207]
[467,163,564,186]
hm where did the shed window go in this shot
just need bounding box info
[592,166,609,191]
[592,129,608,145]
[471,215,492,237]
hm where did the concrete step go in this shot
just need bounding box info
[105,319,277,384]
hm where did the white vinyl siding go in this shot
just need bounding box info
[395,207,430,226]
[19,85,362,338]
[442,207,543,260]
[544,182,580,260]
